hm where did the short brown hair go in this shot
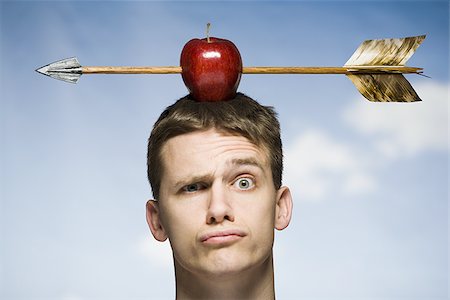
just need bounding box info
[147,93,282,200]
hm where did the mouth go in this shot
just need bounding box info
[200,229,247,246]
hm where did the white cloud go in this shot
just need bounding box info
[136,235,173,269]
[342,81,449,159]
[284,129,376,201]
[284,81,448,202]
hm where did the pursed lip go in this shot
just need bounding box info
[199,229,247,243]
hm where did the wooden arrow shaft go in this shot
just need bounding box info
[244,66,422,74]
[82,66,422,75]
[82,66,182,74]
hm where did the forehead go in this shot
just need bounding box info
[160,129,269,178]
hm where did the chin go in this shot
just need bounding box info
[202,260,252,278]
[199,248,272,278]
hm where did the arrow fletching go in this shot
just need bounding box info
[347,74,421,102]
[35,57,82,83]
[344,35,426,102]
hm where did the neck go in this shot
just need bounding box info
[174,253,275,300]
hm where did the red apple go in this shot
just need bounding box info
[180,36,243,102]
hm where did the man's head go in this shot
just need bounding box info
[145,93,292,280]
[147,92,282,201]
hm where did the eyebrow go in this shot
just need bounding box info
[228,157,265,171]
[173,174,214,191]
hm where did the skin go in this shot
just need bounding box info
[146,128,293,300]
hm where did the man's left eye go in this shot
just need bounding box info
[233,177,255,190]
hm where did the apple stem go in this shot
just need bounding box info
[206,23,211,43]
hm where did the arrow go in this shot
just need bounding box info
[36,35,426,102]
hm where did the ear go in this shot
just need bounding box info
[146,200,168,242]
[274,186,293,231]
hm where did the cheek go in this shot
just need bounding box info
[158,201,209,271]
[239,191,277,240]
[159,200,204,246]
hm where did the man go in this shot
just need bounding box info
[146,93,293,299]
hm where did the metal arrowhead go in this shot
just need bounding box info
[36,57,82,83]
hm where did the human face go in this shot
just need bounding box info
[153,128,285,277]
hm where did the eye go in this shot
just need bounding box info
[233,177,255,190]
[182,183,204,193]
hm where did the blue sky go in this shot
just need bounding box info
[1,1,448,299]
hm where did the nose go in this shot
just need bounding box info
[206,182,235,224]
